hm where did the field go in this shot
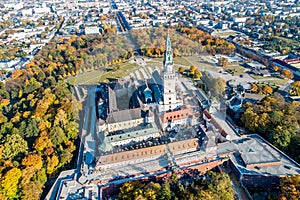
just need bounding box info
[261,79,289,86]
[68,69,104,85]
[185,56,218,71]
[223,64,246,76]
[68,63,139,85]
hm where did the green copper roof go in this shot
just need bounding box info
[163,33,173,67]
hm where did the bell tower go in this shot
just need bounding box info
[162,33,177,111]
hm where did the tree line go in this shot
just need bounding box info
[178,27,235,55]
[129,27,235,57]
[117,171,235,200]
[0,31,133,199]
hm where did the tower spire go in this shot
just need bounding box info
[163,30,173,72]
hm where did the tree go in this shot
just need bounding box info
[269,123,296,148]
[279,175,300,200]
[24,118,40,138]
[213,77,226,97]
[1,134,28,160]
[46,155,59,175]
[197,189,214,200]
[22,154,43,170]
[263,85,273,95]
[290,81,300,96]
[250,84,258,93]
[189,65,197,74]
[144,182,161,200]
[21,181,43,200]
[170,170,178,187]
[193,69,202,80]
[273,65,279,72]
[65,121,79,140]
[178,66,185,73]
[33,132,53,152]
[33,168,47,185]
[50,126,67,146]
[118,181,144,200]
[207,171,234,200]
[242,107,259,132]
[1,168,22,199]
[21,166,38,186]
[59,149,73,167]
[159,180,172,200]
[281,69,294,79]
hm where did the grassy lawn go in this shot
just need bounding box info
[68,62,139,85]
[250,74,271,79]
[99,63,138,82]
[261,79,289,86]
[173,57,192,66]
[185,56,218,72]
[224,64,245,76]
[68,69,103,85]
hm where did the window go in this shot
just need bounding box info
[111,138,113,140]
[119,136,122,139]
